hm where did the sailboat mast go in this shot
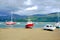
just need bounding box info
[57,12,59,22]
[11,11,13,22]
[28,15,31,21]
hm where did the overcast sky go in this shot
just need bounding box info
[0,0,60,15]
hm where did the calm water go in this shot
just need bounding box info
[0,22,56,28]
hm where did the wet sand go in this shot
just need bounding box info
[0,28,60,40]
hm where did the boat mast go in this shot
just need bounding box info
[57,12,59,22]
[27,15,31,22]
[11,11,13,22]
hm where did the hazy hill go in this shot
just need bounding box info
[0,12,60,22]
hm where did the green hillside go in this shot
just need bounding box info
[27,12,60,22]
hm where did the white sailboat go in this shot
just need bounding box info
[6,11,16,25]
[55,12,60,28]
[55,22,60,28]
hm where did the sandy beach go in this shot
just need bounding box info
[0,28,60,40]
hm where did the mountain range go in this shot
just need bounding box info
[0,12,60,22]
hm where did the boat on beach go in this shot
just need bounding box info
[25,18,34,29]
[55,22,60,28]
[43,24,56,31]
[55,12,60,28]
[6,11,16,25]
[6,21,16,25]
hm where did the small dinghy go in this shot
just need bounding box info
[43,24,56,31]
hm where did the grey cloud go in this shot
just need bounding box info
[0,0,60,15]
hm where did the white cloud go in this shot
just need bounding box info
[12,6,60,15]
[13,5,38,15]
[25,6,38,11]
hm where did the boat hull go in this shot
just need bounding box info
[25,24,34,28]
[6,22,16,25]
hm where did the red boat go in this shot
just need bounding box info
[25,21,34,28]
[6,21,16,25]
